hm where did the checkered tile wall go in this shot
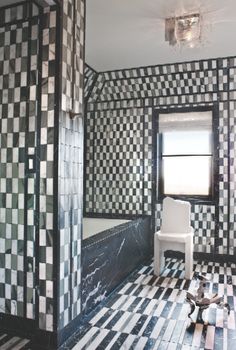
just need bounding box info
[85,57,236,256]
[59,0,84,330]
[99,70,217,101]
[229,101,236,255]
[84,64,97,101]
[0,0,85,337]
[0,2,41,320]
[0,2,28,24]
[229,59,236,256]
[85,108,151,215]
[88,73,106,103]
[0,19,28,319]
[26,7,40,321]
[37,7,57,332]
[215,58,230,256]
[58,112,83,330]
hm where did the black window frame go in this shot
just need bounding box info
[153,105,219,205]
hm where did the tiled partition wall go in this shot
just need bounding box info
[58,0,84,332]
[38,4,57,333]
[85,57,236,258]
[0,0,85,347]
[0,0,58,335]
[0,1,40,322]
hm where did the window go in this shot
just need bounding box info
[157,108,215,200]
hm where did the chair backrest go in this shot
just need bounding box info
[161,197,192,234]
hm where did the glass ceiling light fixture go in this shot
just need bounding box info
[165,13,202,48]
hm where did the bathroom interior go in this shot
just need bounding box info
[0,0,236,349]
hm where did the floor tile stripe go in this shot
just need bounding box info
[61,259,236,350]
[86,328,110,350]
[72,326,99,349]
[0,337,22,350]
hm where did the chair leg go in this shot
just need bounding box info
[185,239,193,280]
[154,237,165,276]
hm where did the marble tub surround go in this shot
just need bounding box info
[62,258,236,350]
[82,216,152,315]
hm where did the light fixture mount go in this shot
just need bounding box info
[165,13,201,48]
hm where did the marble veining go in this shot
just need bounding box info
[117,238,126,256]
[82,217,152,315]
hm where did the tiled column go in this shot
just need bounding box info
[58,0,84,331]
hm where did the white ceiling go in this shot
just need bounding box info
[85,0,236,72]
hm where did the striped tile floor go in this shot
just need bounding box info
[0,334,31,350]
[63,258,236,350]
[1,259,236,349]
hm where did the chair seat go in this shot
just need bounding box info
[156,228,193,243]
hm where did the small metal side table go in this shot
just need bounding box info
[186,274,230,322]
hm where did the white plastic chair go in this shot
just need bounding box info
[154,197,194,279]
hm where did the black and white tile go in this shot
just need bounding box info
[38,7,57,332]
[0,18,28,318]
[0,1,42,320]
[86,106,154,216]
[0,333,31,349]
[84,56,236,257]
[0,0,85,344]
[99,69,218,102]
[84,64,98,101]
[58,0,85,330]
[228,99,236,256]
[64,258,236,350]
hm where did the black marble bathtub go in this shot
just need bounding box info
[81,216,152,315]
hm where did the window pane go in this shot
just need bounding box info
[163,156,211,195]
[163,131,212,155]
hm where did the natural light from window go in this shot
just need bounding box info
[162,131,212,196]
